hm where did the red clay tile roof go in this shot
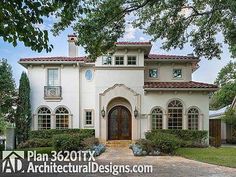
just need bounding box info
[146,54,199,60]
[19,56,87,62]
[115,41,151,45]
[144,81,218,89]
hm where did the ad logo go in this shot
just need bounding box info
[2,151,24,173]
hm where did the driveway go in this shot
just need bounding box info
[1,147,236,177]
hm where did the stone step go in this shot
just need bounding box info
[106,140,132,147]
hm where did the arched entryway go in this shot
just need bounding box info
[108,106,132,140]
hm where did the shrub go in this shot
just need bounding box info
[81,137,99,150]
[17,138,52,149]
[30,129,95,139]
[146,132,181,154]
[135,139,154,153]
[148,129,208,147]
[53,134,89,151]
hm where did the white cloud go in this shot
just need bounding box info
[139,36,145,41]
[123,24,136,40]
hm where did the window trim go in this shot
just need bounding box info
[148,68,159,79]
[114,55,124,65]
[102,55,112,65]
[167,100,183,129]
[46,67,61,86]
[84,109,94,127]
[55,106,70,129]
[127,55,137,65]
[37,106,51,130]
[187,107,200,130]
[172,68,183,79]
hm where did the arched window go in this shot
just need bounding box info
[168,100,183,129]
[38,107,51,130]
[151,108,163,129]
[55,107,69,129]
[188,108,199,130]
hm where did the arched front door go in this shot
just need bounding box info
[108,106,132,140]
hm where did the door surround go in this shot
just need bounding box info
[108,105,132,140]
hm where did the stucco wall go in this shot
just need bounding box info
[145,63,192,82]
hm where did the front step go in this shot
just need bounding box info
[106,140,132,148]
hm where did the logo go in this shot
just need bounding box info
[2,151,24,173]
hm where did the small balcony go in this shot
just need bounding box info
[44,86,62,100]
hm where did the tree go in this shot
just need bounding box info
[2,1,236,60]
[222,108,236,127]
[0,59,16,123]
[15,72,31,144]
[215,61,236,87]
[210,61,236,109]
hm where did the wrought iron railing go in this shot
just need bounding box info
[44,86,62,99]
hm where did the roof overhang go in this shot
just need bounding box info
[115,44,152,55]
[144,88,218,91]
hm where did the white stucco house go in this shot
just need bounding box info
[18,35,218,142]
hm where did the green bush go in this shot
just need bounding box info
[52,132,95,151]
[81,137,99,150]
[17,138,52,149]
[148,129,208,147]
[30,129,95,139]
[135,139,154,153]
[146,132,181,154]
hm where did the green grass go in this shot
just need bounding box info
[176,147,236,168]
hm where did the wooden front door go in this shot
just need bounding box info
[108,106,132,140]
[209,119,221,147]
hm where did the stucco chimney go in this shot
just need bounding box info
[68,34,78,57]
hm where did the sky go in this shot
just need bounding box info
[0,19,233,87]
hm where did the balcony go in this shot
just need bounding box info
[44,86,62,100]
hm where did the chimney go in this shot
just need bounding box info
[68,34,78,57]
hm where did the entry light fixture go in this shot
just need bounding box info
[134,107,138,118]
[101,107,105,118]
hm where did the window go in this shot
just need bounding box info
[127,56,136,65]
[102,55,112,65]
[151,108,163,129]
[85,70,93,81]
[173,69,182,79]
[85,111,93,125]
[115,56,124,65]
[38,107,51,130]
[188,108,199,130]
[55,107,69,129]
[47,68,59,86]
[149,69,158,78]
[168,100,183,129]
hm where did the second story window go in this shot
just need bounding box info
[127,56,137,65]
[47,68,59,86]
[102,55,112,65]
[149,69,158,78]
[173,69,182,79]
[115,56,124,65]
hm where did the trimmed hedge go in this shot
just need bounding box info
[145,132,181,154]
[30,129,95,139]
[17,138,52,149]
[147,129,208,145]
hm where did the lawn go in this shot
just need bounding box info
[176,147,236,168]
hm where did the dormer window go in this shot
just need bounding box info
[173,69,182,79]
[115,56,124,65]
[149,69,158,78]
[102,55,112,65]
[127,56,136,65]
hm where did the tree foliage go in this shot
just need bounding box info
[2,1,236,59]
[215,61,236,87]
[222,108,236,126]
[0,59,16,123]
[16,72,31,144]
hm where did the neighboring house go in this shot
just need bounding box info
[18,35,218,142]
[209,96,236,144]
